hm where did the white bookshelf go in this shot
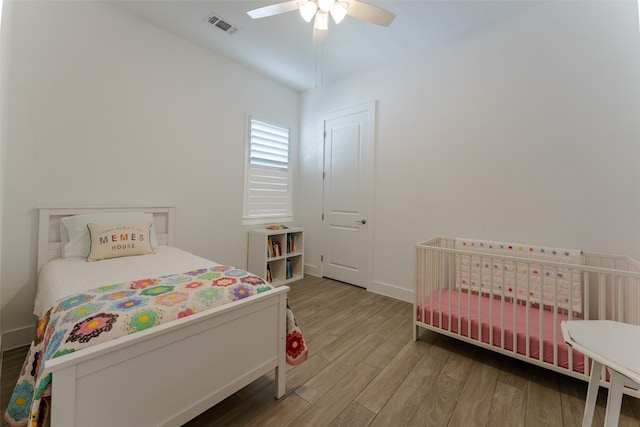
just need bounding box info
[248,227,304,286]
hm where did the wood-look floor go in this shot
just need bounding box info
[2,276,640,426]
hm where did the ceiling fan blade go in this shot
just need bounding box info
[345,0,395,26]
[247,1,301,19]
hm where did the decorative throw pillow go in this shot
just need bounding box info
[86,223,154,262]
[61,212,159,259]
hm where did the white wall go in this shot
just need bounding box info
[299,1,640,301]
[0,0,9,354]
[1,1,299,348]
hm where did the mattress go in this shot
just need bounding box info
[418,289,586,374]
[35,246,218,318]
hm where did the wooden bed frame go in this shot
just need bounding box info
[37,206,289,427]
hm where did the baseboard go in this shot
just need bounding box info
[303,263,320,278]
[304,266,412,303]
[369,280,413,303]
[2,325,35,351]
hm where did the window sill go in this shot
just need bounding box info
[242,216,293,226]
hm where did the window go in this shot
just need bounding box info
[244,117,291,222]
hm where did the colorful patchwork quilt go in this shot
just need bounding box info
[4,266,307,427]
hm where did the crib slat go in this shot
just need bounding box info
[500,259,506,351]
[553,266,558,367]
[599,273,606,320]
[490,258,493,352]
[535,262,544,364]
[584,272,590,320]
[617,275,624,322]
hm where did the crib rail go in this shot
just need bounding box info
[414,237,640,397]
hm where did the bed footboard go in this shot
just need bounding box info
[414,237,640,397]
[46,287,289,427]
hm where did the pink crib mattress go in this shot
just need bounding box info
[418,289,586,374]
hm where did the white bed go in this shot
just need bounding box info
[11,206,291,427]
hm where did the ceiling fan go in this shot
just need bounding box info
[247,0,395,44]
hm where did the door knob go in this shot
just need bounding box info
[356,219,367,225]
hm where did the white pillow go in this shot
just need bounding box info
[60,212,159,258]
[86,223,154,262]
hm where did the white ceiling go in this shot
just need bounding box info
[110,1,535,91]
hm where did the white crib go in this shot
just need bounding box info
[414,237,640,397]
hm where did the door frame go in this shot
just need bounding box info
[321,101,377,288]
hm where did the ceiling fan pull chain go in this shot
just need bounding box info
[321,46,324,86]
[314,45,325,88]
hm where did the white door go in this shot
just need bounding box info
[322,102,375,288]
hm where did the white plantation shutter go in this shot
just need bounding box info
[245,118,291,219]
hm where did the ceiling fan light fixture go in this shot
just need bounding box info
[314,11,329,30]
[299,1,318,22]
[330,2,348,24]
[317,0,335,13]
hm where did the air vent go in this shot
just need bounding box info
[205,13,238,35]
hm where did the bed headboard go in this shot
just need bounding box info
[37,206,175,273]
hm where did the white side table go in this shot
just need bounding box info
[561,320,640,427]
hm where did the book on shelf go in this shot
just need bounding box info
[266,263,272,283]
[287,234,296,253]
[286,259,292,279]
[267,237,284,258]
